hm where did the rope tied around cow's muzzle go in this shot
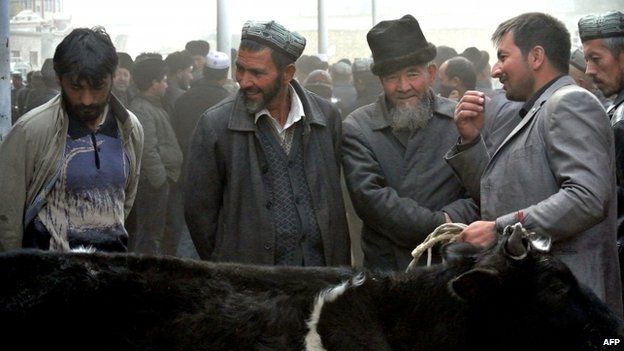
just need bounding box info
[406,223,467,271]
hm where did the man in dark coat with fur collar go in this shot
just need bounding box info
[341,15,478,271]
[185,20,350,267]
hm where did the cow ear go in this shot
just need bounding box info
[449,268,501,301]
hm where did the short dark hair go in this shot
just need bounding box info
[53,27,118,86]
[203,66,228,81]
[165,51,193,75]
[132,57,167,92]
[444,56,477,90]
[492,12,570,74]
[239,38,293,71]
[185,40,210,57]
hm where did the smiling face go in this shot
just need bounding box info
[491,31,535,102]
[380,63,435,109]
[235,48,286,114]
[582,38,624,97]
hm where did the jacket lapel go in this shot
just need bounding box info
[488,76,575,164]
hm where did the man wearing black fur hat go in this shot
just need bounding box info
[341,15,478,271]
[185,20,350,267]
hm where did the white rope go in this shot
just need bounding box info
[406,223,467,271]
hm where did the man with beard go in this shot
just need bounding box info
[447,12,622,315]
[184,20,350,267]
[341,15,478,271]
[0,27,144,252]
[578,11,624,299]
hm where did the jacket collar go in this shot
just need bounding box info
[228,79,326,132]
[491,75,574,159]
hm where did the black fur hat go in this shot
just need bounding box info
[367,15,436,76]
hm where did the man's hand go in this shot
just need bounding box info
[454,90,487,144]
[458,220,496,247]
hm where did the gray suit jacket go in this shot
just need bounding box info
[446,76,623,315]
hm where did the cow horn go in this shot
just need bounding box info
[504,223,529,260]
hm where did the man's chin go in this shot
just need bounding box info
[243,98,264,114]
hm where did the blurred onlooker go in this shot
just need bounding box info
[174,50,231,173]
[433,45,458,94]
[112,52,135,107]
[185,40,210,82]
[569,48,611,109]
[23,59,60,114]
[295,54,326,82]
[128,57,183,255]
[460,47,493,96]
[330,61,357,113]
[164,50,194,111]
[11,72,25,124]
[437,56,476,101]
[343,57,382,116]
[303,69,333,100]
[16,71,34,118]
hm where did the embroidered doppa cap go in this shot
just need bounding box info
[578,11,624,42]
[241,20,306,61]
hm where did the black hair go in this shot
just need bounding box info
[203,66,229,81]
[444,56,477,90]
[132,57,167,92]
[117,52,134,71]
[185,40,210,57]
[53,26,118,86]
[165,51,193,75]
[492,12,570,74]
[239,39,293,71]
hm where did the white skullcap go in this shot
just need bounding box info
[206,51,230,69]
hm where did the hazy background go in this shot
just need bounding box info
[58,0,622,63]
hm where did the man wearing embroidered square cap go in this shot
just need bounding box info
[185,20,350,267]
[579,11,624,291]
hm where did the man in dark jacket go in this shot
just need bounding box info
[578,11,624,299]
[174,50,231,166]
[341,15,478,271]
[185,20,350,267]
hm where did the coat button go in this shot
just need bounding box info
[261,164,269,173]
[266,201,273,209]
[294,196,301,204]
[264,242,272,250]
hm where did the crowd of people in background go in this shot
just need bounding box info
[3,10,624,317]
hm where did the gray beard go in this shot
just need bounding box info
[389,94,433,133]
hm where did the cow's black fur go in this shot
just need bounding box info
[0,237,621,351]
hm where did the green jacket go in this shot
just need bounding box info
[0,94,144,251]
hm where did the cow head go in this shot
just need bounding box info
[448,223,623,350]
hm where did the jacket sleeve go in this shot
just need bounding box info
[123,112,144,219]
[342,118,448,249]
[0,125,30,251]
[184,114,223,260]
[495,88,614,240]
[444,135,489,204]
[130,105,167,188]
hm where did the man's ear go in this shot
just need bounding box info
[528,45,546,71]
[284,63,296,83]
[427,63,437,84]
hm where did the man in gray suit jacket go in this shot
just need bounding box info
[446,12,623,315]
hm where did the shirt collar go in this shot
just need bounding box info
[68,104,117,139]
[254,84,305,128]
[519,75,565,118]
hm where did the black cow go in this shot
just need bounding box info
[0,225,621,351]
